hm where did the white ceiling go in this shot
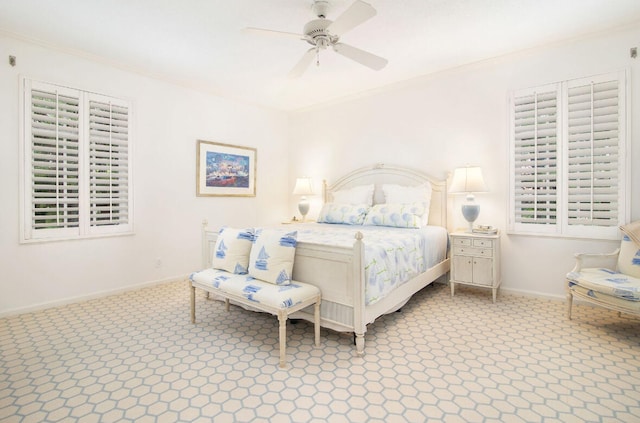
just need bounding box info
[2,0,640,111]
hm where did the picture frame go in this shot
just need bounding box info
[196,140,257,197]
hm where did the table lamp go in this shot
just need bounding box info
[292,177,314,221]
[449,166,488,232]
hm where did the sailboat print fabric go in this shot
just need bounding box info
[189,268,319,310]
[248,229,298,285]
[211,227,254,274]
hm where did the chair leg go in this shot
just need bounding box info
[278,311,287,368]
[190,285,196,324]
[566,289,573,320]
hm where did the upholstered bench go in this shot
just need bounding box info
[189,227,321,368]
[189,269,320,368]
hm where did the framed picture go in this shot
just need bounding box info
[196,140,257,197]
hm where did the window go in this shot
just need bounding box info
[509,71,628,239]
[20,78,133,242]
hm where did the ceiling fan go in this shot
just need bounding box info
[245,0,388,78]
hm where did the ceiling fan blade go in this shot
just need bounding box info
[288,48,317,78]
[243,27,305,41]
[327,0,377,37]
[333,43,388,70]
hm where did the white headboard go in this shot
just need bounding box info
[323,163,448,229]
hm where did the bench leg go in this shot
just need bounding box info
[278,311,287,368]
[314,298,321,347]
[225,298,230,312]
[190,285,196,324]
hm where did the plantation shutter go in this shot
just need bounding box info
[566,75,621,229]
[88,96,130,229]
[29,83,81,234]
[21,78,133,242]
[512,85,560,231]
[509,71,626,239]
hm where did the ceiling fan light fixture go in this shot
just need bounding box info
[311,0,330,19]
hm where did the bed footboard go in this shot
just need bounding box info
[290,232,367,354]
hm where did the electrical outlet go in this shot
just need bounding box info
[155,257,162,268]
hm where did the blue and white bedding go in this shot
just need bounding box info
[294,223,448,305]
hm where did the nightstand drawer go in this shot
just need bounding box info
[452,246,493,257]
[473,239,493,248]
[452,237,472,247]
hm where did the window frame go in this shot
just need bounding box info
[19,77,134,243]
[508,70,629,240]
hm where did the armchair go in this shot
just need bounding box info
[566,231,640,320]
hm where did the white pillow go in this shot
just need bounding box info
[383,183,432,203]
[382,183,432,225]
[363,203,426,228]
[211,227,254,274]
[332,184,375,206]
[249,229,298,285]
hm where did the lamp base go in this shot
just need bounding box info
[461,204,480,233]
[298,197,310,222]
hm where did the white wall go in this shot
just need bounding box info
[2,25,638,314]
[0,35,289,315]
[288,25,640,299]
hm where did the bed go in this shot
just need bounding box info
[200,163,450,355]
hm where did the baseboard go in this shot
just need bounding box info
[0,275,189,318]
[495,287,565,302]
[1,277,568,318]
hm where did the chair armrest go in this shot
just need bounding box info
[571,248,620,273]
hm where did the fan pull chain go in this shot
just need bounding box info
[316,46,320,67]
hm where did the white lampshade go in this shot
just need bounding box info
[292,177,314,196]
[293,177,314,221]
[450,166,488,232]
[449,166,488,194]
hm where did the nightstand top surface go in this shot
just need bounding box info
[450,230,499,238]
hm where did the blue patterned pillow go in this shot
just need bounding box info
[618,235,640,278]
[363,203,427,228]
[248,229,297,285]
[317,203,369,225]
[211,227,254,274]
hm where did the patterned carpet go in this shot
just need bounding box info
[1,280,639,422]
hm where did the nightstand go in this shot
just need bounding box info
[449,231,501,303]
